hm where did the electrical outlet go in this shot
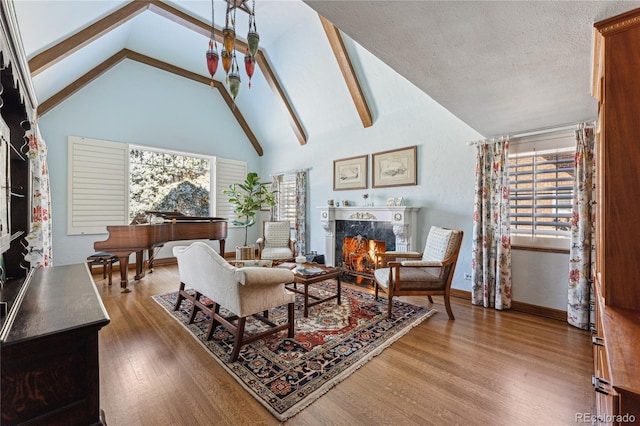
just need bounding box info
[464,273,472,280]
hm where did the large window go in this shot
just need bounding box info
[67,136,246,235]
[129,147,210,221]
[508,137,575,250]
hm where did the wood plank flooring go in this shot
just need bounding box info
[95,265,594,425]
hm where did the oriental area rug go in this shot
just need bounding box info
[152,281,435,421]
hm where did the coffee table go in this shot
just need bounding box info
[286,263,341,317]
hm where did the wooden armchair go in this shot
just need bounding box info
[373,226,463,319]
[172,242,295,362]
[256,220,296,261]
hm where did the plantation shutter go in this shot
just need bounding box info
[68,136,129,235]
[275,173,296,227]
[509,149,574,237]
[214,157,246,224]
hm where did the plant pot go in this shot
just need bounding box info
[235,245,255,260]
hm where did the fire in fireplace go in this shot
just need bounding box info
[342,235,386,278]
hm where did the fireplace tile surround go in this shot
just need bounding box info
[318,206,420,267]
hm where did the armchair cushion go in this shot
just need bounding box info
[260,247,295,260]
[374,267,442,290]
[422,226,458,261]
[400,260,443,267]
[264,221,291,248]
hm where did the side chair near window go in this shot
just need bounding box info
[256,220,296,261]
[373,226,463,320]
[173,242,295,362]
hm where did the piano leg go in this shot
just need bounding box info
[147,248,155,273]
[118,255,131,293]
[134,251,145,281]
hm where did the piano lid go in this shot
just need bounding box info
[145,211,226,222]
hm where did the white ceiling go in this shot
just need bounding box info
[13,0,640,145]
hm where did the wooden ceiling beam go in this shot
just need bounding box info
[319,15,372,128]
[29,0,306,146]
[28,0,153,76]
[37,48,264,157]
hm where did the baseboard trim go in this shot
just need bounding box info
[450,289,567,322]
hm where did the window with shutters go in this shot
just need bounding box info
[68,137,245,234]
[508,146,574,250]
[274,173,296,228]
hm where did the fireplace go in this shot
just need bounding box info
[318,206,420,267]
[342,236,386,279]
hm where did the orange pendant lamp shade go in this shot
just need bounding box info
[223,26,235,53]
[221,49,232,74]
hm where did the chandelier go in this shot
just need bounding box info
[206,0,260,101]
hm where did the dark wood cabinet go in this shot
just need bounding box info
[1,264,110,425]
[591,8,640,423]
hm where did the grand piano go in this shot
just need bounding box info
[94,212,227,292]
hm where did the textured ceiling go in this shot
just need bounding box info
[304,1,640,137]
[13,1,640,144]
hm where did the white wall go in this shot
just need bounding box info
[37,41,570,311]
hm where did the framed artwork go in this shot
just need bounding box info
[333,155,368,190]
[372,145,417,188]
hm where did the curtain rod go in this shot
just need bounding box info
[270,167,311,177]
[466,120,596,147]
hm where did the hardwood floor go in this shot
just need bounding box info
[95,265,594,425]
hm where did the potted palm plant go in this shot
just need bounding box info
[223,172,276,259]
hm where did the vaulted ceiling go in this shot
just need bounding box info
[13,0,640,154]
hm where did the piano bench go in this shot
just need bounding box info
[87,253,119,286]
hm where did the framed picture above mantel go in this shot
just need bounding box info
[333,155,368,190]
[372,145,417,188]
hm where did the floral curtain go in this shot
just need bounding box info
[568,125,596,330]
[471,140,512,309]
[24,126,53,268]
[294,170,307,255]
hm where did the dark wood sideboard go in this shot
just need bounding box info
[1,264,110,425]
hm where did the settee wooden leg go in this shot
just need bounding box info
[427,295,434,303]
[230,317,246,362]
[387,297,393,319]
[207,303,220,340]
[173,282,186,311]
[188,292,202,324]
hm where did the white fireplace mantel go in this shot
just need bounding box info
[318,206,420,267]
